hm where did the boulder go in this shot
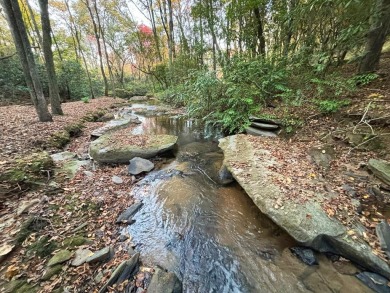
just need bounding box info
[128,157,155,175]
[50,151,77,162]
[245,127,277,137]
[89,133,178,164]
[112,175,124,184]
[249,116,282,125]
[218,135,390,278]
[376,220,390,259]
[356,272,390,293]
[368,159,390,185]
[85,246,112,263]
[147,267,182,293]
[71,248,93,266]
[309,146,335,169]
[290,247,318,266]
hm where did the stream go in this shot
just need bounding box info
[119,103,372,292]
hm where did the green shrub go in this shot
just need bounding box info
[81,97,90,103]
[316,99,350,113]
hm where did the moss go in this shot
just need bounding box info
[49,130,71,148]
[64,123,84,137]
[82,110,107,122]
[62,236,87,248]
[15,218,50,245]
[27,236,57,258]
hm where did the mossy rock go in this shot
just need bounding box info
[64,123,84,137]
[82,110,107,122]
[42,264,63,281]
[62,236,87,248]
[4,279,37,293]
[49,130,71,148]
[47,249,72,267]
[27,236,57,258]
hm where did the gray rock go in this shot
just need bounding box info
[99,253,140,293]
[128,157,155,175]
[71,248,93,266]
[112,175,123,184]
[245,127,277,137]
[218,165,234,185]
[147,267,182,293]
[60,160,89,179]
[51,151,77,162]
[218,135,390,278]
[250,122,279,130]
[47,249,73,267]
[376,220,390,259]
[356,272,390,293]
[91,117,135,137]
[83,171,94,177]
[249,116,282,125]
[89,134,178,164]
[290,247,318,266]
[85,246,112,263]
[368,159,390,185]
[116,202,143,224]
[309,146,335,169]
[95,271,104,283]
[130,96,149,101]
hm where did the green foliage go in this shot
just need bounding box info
[316,99,350,113]
[81,97,90,103]
[310,74,356,99]
[350,73,379,86]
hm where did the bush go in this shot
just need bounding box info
[316,99,350,113]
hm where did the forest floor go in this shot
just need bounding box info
[0,56,390,292]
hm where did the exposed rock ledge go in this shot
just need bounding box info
[219,134,390,279]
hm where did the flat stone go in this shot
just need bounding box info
[42,264,63,280]
[0,243,14,263]
[128,157,154,175]
[116,202,143,224]
[51,151,77,162]
[376,220,390,259]
[99,253,140,293]
[368,159,390,185]
[290,247,318,266]
[89,134,178,164]
[250,122,279,130]
[86,246,112,263]
[218,134,390,278]
[47,249,73,267]
[130,96,149,101]
[356,272,390,293]
[91,117,136,137]
[60,160,89,179]
[71,248,93,266]
[245,127,277,137]
[249,116,282,125]
[112,175,123,184]
[147,267,182,293]
[309,146,335,169]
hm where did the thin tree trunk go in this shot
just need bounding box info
[167,0,175,61]
[359,0,390,73]
[38,0,63,115]
[253,7,265,56]
[148,0,162,61]
[24,0,43,48]
[1,0,52,122]
[84,0,109,96]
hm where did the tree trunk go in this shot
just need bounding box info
[85,0,109,96]
[38,0,63,115]
[1,0,52,122]
[359,0,390,73]
[167,0,175,61]
[148,0,162,61]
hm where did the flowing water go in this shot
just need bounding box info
[120,104,372,293]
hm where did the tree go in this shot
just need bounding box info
[38,0,63,115]
[1,0,52,122]
[359,0,390,73]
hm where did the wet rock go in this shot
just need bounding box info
[99,253,140,293]
[219,135,390,278]
[116,202,143,223]
[71,248,93,266]
[112,175,123,184]
[218,165,234,185]
[147,267,182,293]
[245,127,277,137]
[47,249,73,266]
[369,159,390,185]
[309,146,335,169]
[332,260,360,275]
[376,220,390,259]
[42,264,63,280]
[250,122,279,130]
[89,134,178,164]
[249,116,282,125]
[356,272,390,293]
[290,247,318,266]
[91,117,138,137]
[128,157,155,175]
[86,246,112,263]
[130,96,149,101]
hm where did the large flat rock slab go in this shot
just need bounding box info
[368,159,390,185]
[89,132,178,164]
[219,134,390,278]
[91,116,140,137]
